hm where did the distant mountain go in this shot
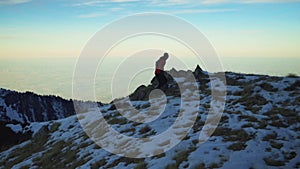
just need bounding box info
[0,66,299,169]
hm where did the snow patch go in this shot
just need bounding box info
[6,123,23,133]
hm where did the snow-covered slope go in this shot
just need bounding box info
[0,67,299,169]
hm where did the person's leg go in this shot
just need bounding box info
[161,72,168,88]
[156,73,164,89]
[154,74,160,88]
[156,72,168,89]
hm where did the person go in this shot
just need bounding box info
[154,53,169,89]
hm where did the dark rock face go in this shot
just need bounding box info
[129,85,153,101]
[0,88,75,123]
[130,65,206,101]
[0,121,32,151]
[193,65,209,82]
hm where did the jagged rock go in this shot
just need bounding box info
[195,64,203,72]
[193,64,208,80]
[150,71,176,87]
[129,85,153,101]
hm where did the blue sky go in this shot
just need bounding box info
[0,0,300,58]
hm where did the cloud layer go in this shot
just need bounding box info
[0,0,31,5]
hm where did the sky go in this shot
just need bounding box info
[0,0,300,58]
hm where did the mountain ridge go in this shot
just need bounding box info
[0,66,299,168]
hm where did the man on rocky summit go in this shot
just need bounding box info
[154,53,169,89]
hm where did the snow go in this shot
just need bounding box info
[30,122,46,135]
[3,105,25,123]
[275,78,297,90]
[0,140,31,160]
[227,85,242,93]
[173,77,185,83]
[243,75,260,81]
[11,158,34,169]
[30,108,36,122]
[52,101,64,119]
[6,124,23,133]
[259,102,273,113]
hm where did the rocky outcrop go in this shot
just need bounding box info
[129,85,153,101]
[130,65,206,101]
